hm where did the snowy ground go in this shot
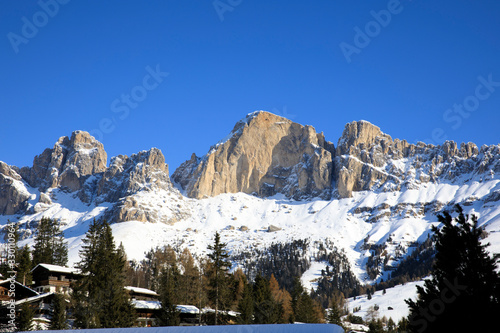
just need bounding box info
[346,280,426,323]
[1,178,500,289]
[29,324,344,333]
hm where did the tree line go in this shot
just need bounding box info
[1,219,326,329]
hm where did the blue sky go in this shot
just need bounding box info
[1,0,499,172]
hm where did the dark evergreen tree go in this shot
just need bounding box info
[207,231,232,325]
[291,278,322,323]
[49,293,67,330]
[327,300,342,326]
[367,319,384,333]
[32,217,68,266]
[237,281,254,324]
[406,205,500,332]
[157,265,180,326]
[295,292,322,323]
[387,317,396,333]
[18,302,34,331]
[253,274,281,324]
[17,245,32,285]
[72,219,135,328]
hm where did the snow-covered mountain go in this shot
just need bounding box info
[1,111,500,319]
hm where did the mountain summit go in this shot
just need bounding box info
[172,111,335,200]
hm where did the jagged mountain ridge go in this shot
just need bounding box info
[1,111,500,288]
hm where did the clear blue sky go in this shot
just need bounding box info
[1,0,499,172]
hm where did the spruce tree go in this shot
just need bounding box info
[17,245,32,285]
[207,231,232,325]
[406,205,500,332]
[32,217,68,266]
[157,265,180,326]
[253,274,281,324]
[237,280,254,324]
[327,300,342,326]
[49,293,68,330]
[72,219,135,328]
[177,248,200,305]
[18,302,34,331]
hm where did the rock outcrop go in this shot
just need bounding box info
[172,111,335,200]
[97,148,190,224]
[0,162,31,215]
[97,148,170,203]
[20,131,107,192]
[334,120,500,198]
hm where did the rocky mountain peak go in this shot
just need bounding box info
[97,147,170,203]
[336,120,392,156]
[172,111,335,200]
[20,131,107,192]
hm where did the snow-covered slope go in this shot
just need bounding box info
[346,280,426,323]
[2,177,499,285]
[30,324,343,333]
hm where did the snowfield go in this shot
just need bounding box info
[1,174,500,325]
[2,178,500,285]
[29,324,344,333]
[346,280,426,323]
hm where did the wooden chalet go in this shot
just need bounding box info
[30,263,82,294]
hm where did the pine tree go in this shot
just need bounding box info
[406,205,500,332]
[177,248,200,305]
[207,231,232,325]
[49,293,68,330]
[237,280,254,324]
[269,274,293,323]
[157,265,180,326]
[387,317,396,333]
[18,301,34,331]
[32,217,68,266]
[327,300,342,326]
[17,245,32,285]
[253,274,281,324]
[291,278,322,323]
[72,219,136,328]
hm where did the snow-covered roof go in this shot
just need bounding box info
[131,300,200,314]
[176,304,200,314]
[132,299,161,310]
[124,286,159,296]
[0,279,39,295]
[202,307,239,317]
[15,292,54,305]
[31,263,81,275]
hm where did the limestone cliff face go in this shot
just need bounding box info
[172,111,335,200]
[20,131,107,192]
[334,120,499,198]
[97,148,170,203]
[0,162,31,215]
[97,148,189,224]
[0,130,189,223]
